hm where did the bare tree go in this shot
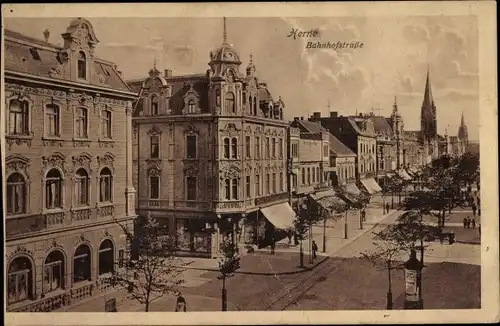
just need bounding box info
[111,213,185,312]
[360,235,405,310]
[218,236,241,311]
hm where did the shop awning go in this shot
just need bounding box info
[345,183,361,195]
[260,202,296,230]
[313,189,335,200]
[309,190,346,213]
[360,178,382,194]
[386,172,396,178]
[397,170,412,180]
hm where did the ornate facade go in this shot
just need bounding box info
[130,19,291,257]
[4,19,137,312]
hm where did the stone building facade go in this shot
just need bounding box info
[129,20,293,256]
[309,112,382,196]
[4,19,136,312]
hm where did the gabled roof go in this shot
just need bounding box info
[291,119,355,157]
[4,28,131,93]
[370,115,393,135]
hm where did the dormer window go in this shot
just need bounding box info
[77,51,87,80]
[151,95,159,115]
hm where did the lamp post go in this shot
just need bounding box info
[403,249,424,309]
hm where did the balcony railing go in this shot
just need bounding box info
[71,208,92,222]
[174,201,210,210]
[314,182,331,190]
[46,211,65,227]
[97,204,114,218]
[255,192,289,206]
[138,199,169,209]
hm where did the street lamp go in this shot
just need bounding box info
[403,249,424,309]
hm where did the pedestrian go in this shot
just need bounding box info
[175,292,187,312]
[466,217,471,228]
[361,209,366,222]
[472,203,477,217]
[463,217,467,229]
[287,229,293,246]
[311,240,318,261]
[270,236,276,255]
[478,223,481,235]
[386,203,390,213]
[472,217,476,229]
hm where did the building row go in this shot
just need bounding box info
[3,18,470,312]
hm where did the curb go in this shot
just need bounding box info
[180,208,403,277]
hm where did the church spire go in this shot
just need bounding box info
[423,66,434,107]
[460,111,465,126]
[223,17,227,44]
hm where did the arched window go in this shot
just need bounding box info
[43,250,65,294]
[225,92,235,113]
[74,168,89,207]
[232,179,238,200]
[253,96,257,115]
[151,95,159,115]
[7,257,33,304]
[77,51,87,80]
[231,138,238,159]
[98,240,114,275]
[45,104,60,137]
[7,173,26,215]
[225,179,231,200]
[73,244,91,283]
[223,138,230,158]
[187,99,196,114]
[99,168,113,202]
[75,107,88,138]
[8,99,29,135]
[46,169,63,209]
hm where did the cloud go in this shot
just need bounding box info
[435,88,478,100]
[402,25,430,43]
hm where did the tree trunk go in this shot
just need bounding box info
[299,241,304,268]
[382,195,386,214]
[309,225,313,264]
[391,193,394,209]
[344,211,348,239]
[322,216,326,253]
[221,277,227,311]
[145,290,150,312]
[387,263,393,310]
[359,209,363,229]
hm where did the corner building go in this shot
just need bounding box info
[4,19,137,312]
[129,21,292,257]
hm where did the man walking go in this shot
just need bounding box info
[311,240,318,262]
[472,217,476,229]
[463,217,467,229]
[472,203,477,217]
[386,203,390,214]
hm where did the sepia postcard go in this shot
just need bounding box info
[2,2,498,325]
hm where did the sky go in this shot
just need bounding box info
[5,16,479,140]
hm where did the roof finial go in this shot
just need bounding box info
[394,96,397,106]
[223,17,227,44]
[249,53,253,64]
[327,99,331,110]
[153,56,157,70]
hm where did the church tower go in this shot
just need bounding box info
[458,112,469,154]
[390,96,404,168]
[420,67,438,142]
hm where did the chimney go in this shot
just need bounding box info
[300,117,304,120]
[359,113,363,117]
[43,29,50,42]
[312,111,321,119]
[164,69,173,77]
[330,111,338,118]
[293,116,300,121]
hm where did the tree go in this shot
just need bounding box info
[360,232,406,310]
[293,196,322,267]
[218,236,241,311]
[110,214,185,312]
[318,197,349,252]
